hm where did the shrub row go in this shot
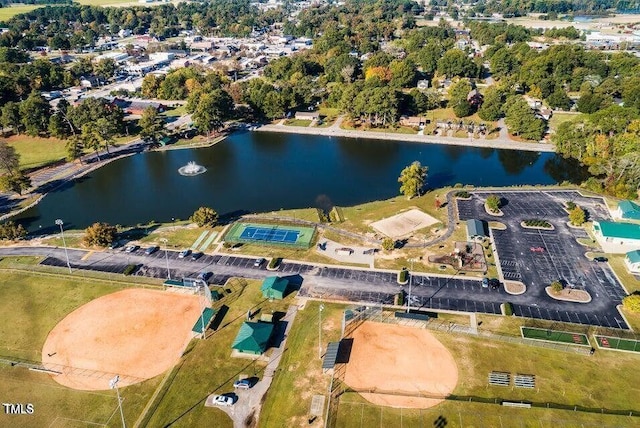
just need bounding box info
[523,219,551,228]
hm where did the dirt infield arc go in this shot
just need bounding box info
[344,322,458,408]
[42,289,204,391]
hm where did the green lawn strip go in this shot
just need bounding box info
[435,331,640,412]
[0,271,127,361]
[145,278,292,427]
[521,327,589,346]
[0,366,161,428]
[284,119,312,127]
[0,272,160,427]
[139,225,218,249]
[163,104,187,117]
[335,392,635,427]
[259,301,343,428]
[0,5,41,21]
[337,190,449,236]
[608,254,640,294]
[621,307,640,331]
[595,335,640,352]
[5,135,67,170]
[254,207,321,222]
[548,112,583,133]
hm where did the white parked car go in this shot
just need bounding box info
[210,395,234,407]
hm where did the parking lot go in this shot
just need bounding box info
[6,190,630,332]
[457,190,628,328]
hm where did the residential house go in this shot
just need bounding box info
[261,276,289,300]
[295,111,320,121]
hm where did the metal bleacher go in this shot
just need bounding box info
[488,371,511,386]
[514,374,536,389]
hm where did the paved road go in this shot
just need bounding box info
[0,243,628,329]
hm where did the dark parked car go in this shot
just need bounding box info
[190,252,203,261]
[144,246,159,255]
[488,278,500,290]
[593,256,608,262]
[197,271,213,282]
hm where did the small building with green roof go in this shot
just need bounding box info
[593,221,640,252]
[231,322,274,355]
[261,276,289,300]
[625,250,640,274]
[616,200,640,221]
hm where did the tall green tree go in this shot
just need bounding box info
[448,79,474,118]
[437,49,478,78]
[1,102,21,135]
[192,89,234,141]
[478,87,504,121]
[190,206,218,227]
[505,96,546,141]
[398,161,428,199]
[19,93,51,136]
[138,107,166,144]
[0,141,31,195]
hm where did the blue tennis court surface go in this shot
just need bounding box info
[240,226,300,243]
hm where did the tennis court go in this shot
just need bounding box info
[225,222,316,249]
[521,327,590,346]
[241,226,300,243]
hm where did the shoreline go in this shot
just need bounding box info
[253,122,556,153]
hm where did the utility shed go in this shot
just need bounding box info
[231,322,274,355]
[466,219,488,241]
[261,276,289,300]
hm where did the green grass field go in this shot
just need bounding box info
[0,5,41,21]
[143,278,293,427]
[258,304,640,427]
[0,271,163,427]
[5,135,68,170]
[521,327,590,346]
[595,335,640,353]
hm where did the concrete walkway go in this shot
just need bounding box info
[211,304,298,428]
[254,116,555,153]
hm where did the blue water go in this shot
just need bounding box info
[16,131,587,232]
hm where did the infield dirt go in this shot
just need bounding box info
[344,321,458,408]
[42,288,204,391]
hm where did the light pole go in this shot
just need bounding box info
[159,238,170,279]
[407,258,415,313]
[318,304,325,359]
[55,219,72,274]
[109,375,126,428]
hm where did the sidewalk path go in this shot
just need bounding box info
[254,116,555,153]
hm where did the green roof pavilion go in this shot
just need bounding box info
[594,221,640,240]
[261,276,289,300]
[618,200,640,220]
[232,322,274,355]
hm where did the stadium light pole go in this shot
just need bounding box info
[55,219,72,274]
[318,304,325,359]
[109,375,126,428]
[159,238,170,279]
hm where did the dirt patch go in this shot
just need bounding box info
[504,281,526,295]
[344,322,458,408]
[371,209,439,239]
[42,288,204,390]
[545,287,592,303]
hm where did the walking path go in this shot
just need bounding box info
[254,116,555,153]
[212,305,298,428]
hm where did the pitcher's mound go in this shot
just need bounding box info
[42,288,204,391]
[344,322,458,408]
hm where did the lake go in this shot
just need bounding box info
[16,131,588,232]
